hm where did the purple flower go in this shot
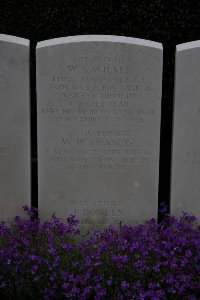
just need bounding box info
[0,206,199,299]
[121,280,129,289]
[31,265,38,272]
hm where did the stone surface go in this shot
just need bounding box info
[0,34,30,221]
[171,41,200,219]
[37,35,163,230]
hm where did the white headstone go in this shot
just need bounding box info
[37,35,163,230]
[0,34,30,221]
[171,41,200,219]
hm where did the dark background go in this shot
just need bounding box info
[0,0,199,216]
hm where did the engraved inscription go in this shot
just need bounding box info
[45,129,152,170]
[38,41,161,230]
[0,147,16,157]
[42,54,156,172]
[69,199,128,228]
[0,147,9,155]
[183,151,200,167]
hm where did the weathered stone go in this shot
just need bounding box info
[0,34,30,221]
[171,41,200,219]
[37,35,163,230]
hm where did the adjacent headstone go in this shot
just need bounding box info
[171,41,200,219]
[0,34,30,221]
[37,35,163,230]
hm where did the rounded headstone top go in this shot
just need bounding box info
[0,34,29,46]
[37,35,162,50]
[176,40,200,52]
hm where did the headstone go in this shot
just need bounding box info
[171,41,200,219]
[0,34,30,221]
[37,35,163,230]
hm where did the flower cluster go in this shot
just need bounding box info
[0,205,199,299]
